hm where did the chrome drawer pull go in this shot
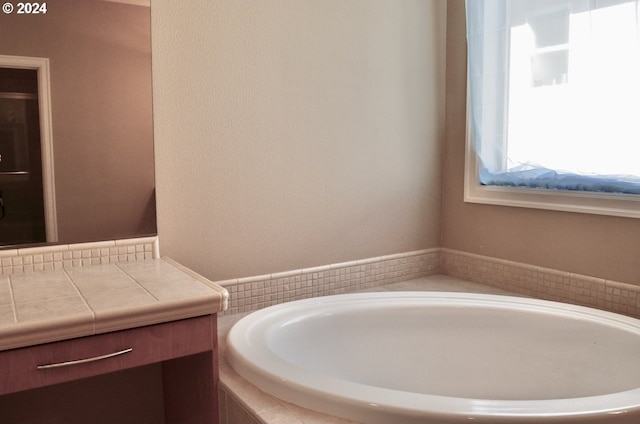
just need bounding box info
[36,348,133,370]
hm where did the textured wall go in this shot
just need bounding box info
[152,0,446,280]
[441,0,640,285]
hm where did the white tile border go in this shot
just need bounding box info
[216,247,640,319]
[216,249,441,316]
[0,237,159,275]
[8,239,631,319]
[440,248,640,318]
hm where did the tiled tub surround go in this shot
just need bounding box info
[0,255,228,351]
[217,248,640,319]
[0,236,160,276]
[217,249,640,424]
[218,249,441,316]
[440,248,640,319]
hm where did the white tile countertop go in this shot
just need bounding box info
[0,257,228,351]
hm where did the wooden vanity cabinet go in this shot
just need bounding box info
[0,314,220,424]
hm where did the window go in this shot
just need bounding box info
[464,0,640,218]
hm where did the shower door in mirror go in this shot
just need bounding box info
[0,68,45,246]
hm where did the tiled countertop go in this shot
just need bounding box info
[0,257,228,351]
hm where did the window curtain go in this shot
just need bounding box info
[465,0,640,195]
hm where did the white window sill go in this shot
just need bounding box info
[464,133,640,219]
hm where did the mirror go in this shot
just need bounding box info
[0,0,155,248]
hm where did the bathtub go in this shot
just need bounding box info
[226,292,640,423]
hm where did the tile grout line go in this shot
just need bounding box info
[114,262,161,302]
[62,269,97,332]
[6,275,17,324]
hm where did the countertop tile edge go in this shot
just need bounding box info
[1,313,95,351]
[92,295,222,335]
[161,256,229,311]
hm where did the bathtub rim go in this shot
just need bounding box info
[227,291,640,423]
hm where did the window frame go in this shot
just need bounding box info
[464,111,640,219]
[463,2,640,220]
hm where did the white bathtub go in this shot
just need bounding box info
[226,292,640,423]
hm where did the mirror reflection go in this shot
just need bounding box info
[0,0,156,248]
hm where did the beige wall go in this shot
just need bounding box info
[0,0,155,244]
[152,0,446,281]
[442,0,640,285]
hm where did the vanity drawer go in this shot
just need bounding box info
[0,314,216,395]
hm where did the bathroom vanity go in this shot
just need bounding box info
[0,254,228,424]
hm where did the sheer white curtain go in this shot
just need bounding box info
[466,0,640,194]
